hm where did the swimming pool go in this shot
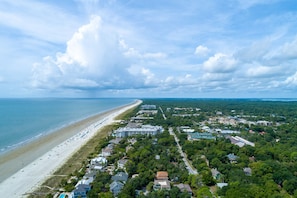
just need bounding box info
[59,194,65,198]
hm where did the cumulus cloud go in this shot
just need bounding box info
[31,15,159,92]
[203,53,237,73]
[194,45,210,57]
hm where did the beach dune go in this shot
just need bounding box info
[0,100,141,197]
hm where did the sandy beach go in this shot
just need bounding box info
[0,99,141,197]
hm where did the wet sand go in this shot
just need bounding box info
[0,100,141,197]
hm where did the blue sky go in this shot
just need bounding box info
[1,0,297,98]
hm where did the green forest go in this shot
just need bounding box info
[56,99,297,198]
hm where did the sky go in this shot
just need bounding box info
[0,0,297,98]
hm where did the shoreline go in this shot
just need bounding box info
[0,99,141,197]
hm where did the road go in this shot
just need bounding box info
[169,127,198,175]
[159,107,167,120]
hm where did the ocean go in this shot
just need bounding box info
[0,98,134,153]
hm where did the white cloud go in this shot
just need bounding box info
[246,65,277,78]
[31,15,161,92]
[265,36,297,61]
[236,40,271,63]
[284,71,297,86]
[120,39,166,60]
[203,53,237,73]
[0,0,81,43]
[202,73,232,81]
[195,45,210,57]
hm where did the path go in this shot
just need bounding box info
[169,127,198,175]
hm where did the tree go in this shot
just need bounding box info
[196,186,212,198]
[283,178,297,195]
[201,170,215,186]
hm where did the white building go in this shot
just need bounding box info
[113,125,164,138]
[229,136,255,147]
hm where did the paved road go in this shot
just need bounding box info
[169,127,198,175]
[159,107,167,120]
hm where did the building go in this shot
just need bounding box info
[243,167,252,176]
[117,158,128,170]
[188,132,216,141]
[174,183,193,195]
[216,129,240,134]
[110,181,124,196]
[71,184,91,198]
[227,153,239,163]
[154,180,171,190]
[112,172,128,183]
[140,104,157,110]
[156,171,169,180]
[113,125,164,138]
[217,183,228,188]
[101,144,113,157]
[211,168,221,180]
[154,171,171,190]
[228,136,255,147]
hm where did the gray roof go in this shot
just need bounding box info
[112,172,128,182]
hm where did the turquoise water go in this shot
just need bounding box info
[0,98,134,153]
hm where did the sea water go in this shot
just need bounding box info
[0,98,134,153]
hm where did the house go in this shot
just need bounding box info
[217,183,228,188]
[110,180,124,196]
[109,138,123,145]
[174,183,192,195]
[71,184,91,198]
[154,171,171,190]
[91,156,107,165]
[211,168,221,180]
[81,171,96,185]
[112,172,128,183]
[117,158,128,170]
[243,167,252,176]
[227,153,239,163]
[156,171,169,180]
[180,126,195,133]
[101,144,113,157]
[201,126,211,133]
[154,180,171,190]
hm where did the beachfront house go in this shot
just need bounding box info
[101,144,114,157]
[71,184,91,198]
